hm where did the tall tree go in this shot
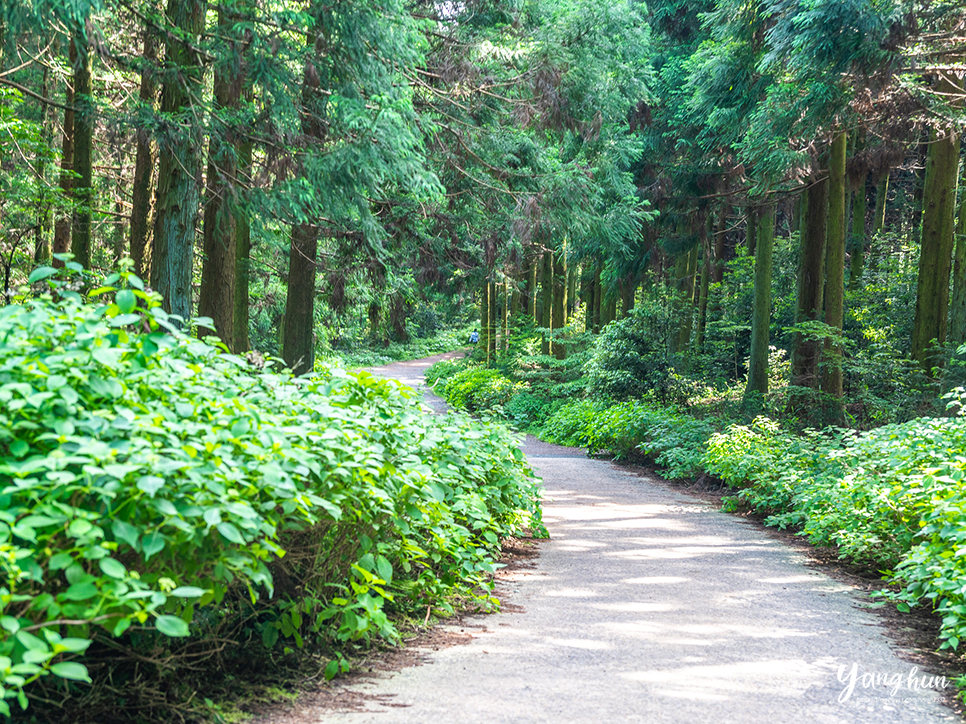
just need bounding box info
[744,201,775,401]
[129,26,157,279]
[151,0,206,321]
[70,31,93,269]
[911,72,962,370]
[822,129,847,407]
[199,3,248,347]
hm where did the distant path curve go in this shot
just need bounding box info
[279,355,960,723]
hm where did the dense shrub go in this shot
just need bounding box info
[584,303,678,401]
[704,403,966,650]
[0,269,543,720]
[541,398,713,477]
[437,367,524,414]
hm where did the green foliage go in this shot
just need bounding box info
[541,397,713,476]
[438,367,525,415]
[584,295,680,401]
[0,267,542,718]
[704,398,966,651]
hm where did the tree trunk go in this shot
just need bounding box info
[540,251,552,354]
[130,27,158,279]
[696,234,711,350]
[848,175,867,289]
[872,172,889,238]
[912,109,961,370]
[676,244,698,352]
[551,250,567,358]
[949,180,966,347]
[151,0,207,321]
[198,6,245,347]
[233,118,253,353]
[822,130,848,409]
[621,275,636,318]
[34,50,55,263]
[480,282,489,359]
[712,205,727,284]
[790,178,828,392]
[70,36,93,270]
[487,279,497,358]
[52,40,76,265]
[282,224,318,374]
[745,206,759,257]
[744,202,776,401]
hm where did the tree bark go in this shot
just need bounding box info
[198,5,245,348]
[70,35,93,270]
[487,279,497,358]
[676,244,698,352]
[744,202,776,400]
[52,40,76,265]
[696,231,711,350]
[551,249,567,358]
[872,172,889,238]
[949,180,966,347]
[912,69,962,370]
[745,205,759,257]
[822,129,848,408]
[621,275,636,318]
[282,224,318,374]
[480,282,489,359]
[790,179,828,391]
[540,251,552,354]
[712,205,727,284]
[848,175,867,289]
[151,0,207,321]
[911,115,961,369]
[34,49,55,263]
[130,27,158,279]
[233,117,253,353]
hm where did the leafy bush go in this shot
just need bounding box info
[541,397,713,476]
[584,303,678,401]
[437,367,524,415]
[505,392,552,430]
[425,356,476,388]
[0,267,543,719]
[703,401,966,650]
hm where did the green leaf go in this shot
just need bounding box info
[28,267,57,283]
[111,520,140,551]
[141,532,165,559]
[155,615,190,638]
[169,586,205,598]
[0,616,20,634]
[216,522,245,544]
[49,662,92,682]
[115,289,137,314]
[64,582,99,601]
[98,558,126,579]
[137,476,165,497]
[15,631,48,652]
[54,637,91,654]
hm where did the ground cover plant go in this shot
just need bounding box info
[0,265,543,722]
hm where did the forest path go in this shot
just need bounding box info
[304,355,957,723]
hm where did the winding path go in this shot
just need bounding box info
[298,355,959,723]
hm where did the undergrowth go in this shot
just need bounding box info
[0,263,543,723]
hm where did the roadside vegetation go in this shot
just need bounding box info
[0,265,542,723]
[427,230,966,662]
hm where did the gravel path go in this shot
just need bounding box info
[318,356,959,723]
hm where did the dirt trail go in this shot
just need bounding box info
[263,355,960,723]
